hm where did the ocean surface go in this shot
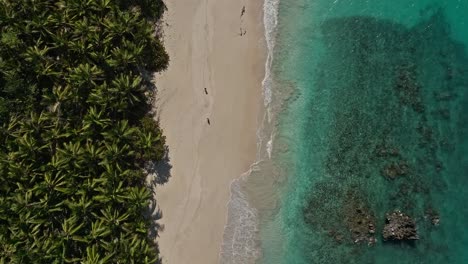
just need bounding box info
[221,0,468,263]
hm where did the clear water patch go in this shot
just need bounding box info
[266,3,468,264]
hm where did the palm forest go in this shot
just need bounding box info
[0,0,170,262]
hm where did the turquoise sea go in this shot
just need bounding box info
[243,0,468,263]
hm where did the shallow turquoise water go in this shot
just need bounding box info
[261,0,468,263]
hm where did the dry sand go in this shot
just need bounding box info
[154,0,265,263]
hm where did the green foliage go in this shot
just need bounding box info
[0,0,169,262]
[138,116,166,162]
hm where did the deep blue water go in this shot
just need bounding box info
[260,1,468,263]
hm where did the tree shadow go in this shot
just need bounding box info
[146,198,164,240]
[145,197,164,264]
[145,147,171,263]
[147,145,172,185]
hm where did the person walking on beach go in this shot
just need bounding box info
[207,118,211,125]
[204,87,208,95]
[239,28,247,36]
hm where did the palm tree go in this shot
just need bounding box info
[82,245,112,264]
[124,186,151,217]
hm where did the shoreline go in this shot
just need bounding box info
[154,0,266,263]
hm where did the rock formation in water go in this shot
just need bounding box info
[343,191,377,245]
[383,210,419,241]
[425,207,441,226]
[381,162,409,180]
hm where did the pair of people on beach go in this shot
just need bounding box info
[204,87,211,125]
[240,6,246,36]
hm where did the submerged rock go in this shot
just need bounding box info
[381,162,409,180]
[394,65,424,113]
[435,161,444,172]
[343,193,377,245]
[382,210,419,241]
[425,207,441,226]
[375,144,400,158]
[327,230,345,244]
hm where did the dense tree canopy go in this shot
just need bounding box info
[0,0,169,262]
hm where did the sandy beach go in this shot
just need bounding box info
[154,0,265,263]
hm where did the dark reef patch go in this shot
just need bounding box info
[382,210,419,241]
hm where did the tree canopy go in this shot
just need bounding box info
[0,0,169,262]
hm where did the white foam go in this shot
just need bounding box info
[266,133,274,159]
[220,173,261,264]
[262,0,280,123]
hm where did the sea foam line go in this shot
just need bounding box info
[219,0,280,263]
[219,165,261,264]
[262,0,280,123]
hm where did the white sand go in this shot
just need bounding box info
[154,0,265,263]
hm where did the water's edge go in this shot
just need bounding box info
[219,0,280,263]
